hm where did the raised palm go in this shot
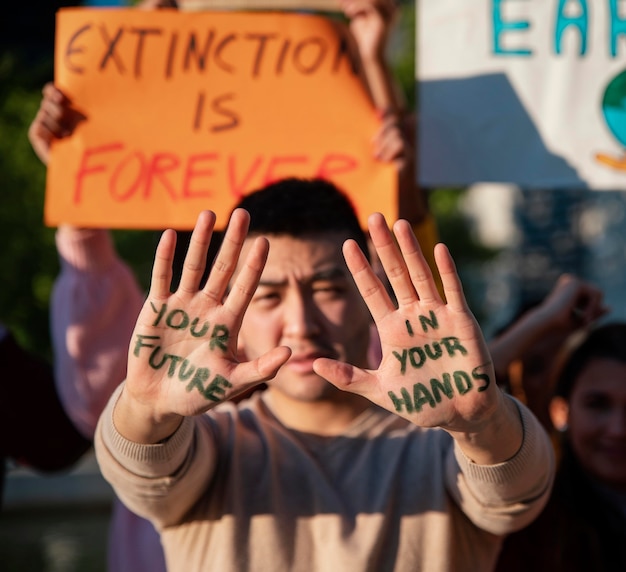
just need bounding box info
[314,213,498,433]
[125,209,290,420]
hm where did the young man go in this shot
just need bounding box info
[95,178,555,572]
[29,4,421,570]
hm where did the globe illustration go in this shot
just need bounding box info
[602,69,626,148]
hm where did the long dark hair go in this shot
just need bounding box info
[496,323,626,572]
[549,322,626,570]
[552,322,626,398]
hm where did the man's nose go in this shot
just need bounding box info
[283,292,321,338]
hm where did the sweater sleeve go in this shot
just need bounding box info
[94,383,217,530]
[445,396,556,535]
[52,227,145,439]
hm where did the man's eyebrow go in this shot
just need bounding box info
[257,278,288,288]
[256,267,348,288]
[310,267,348,281]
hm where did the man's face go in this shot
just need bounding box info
[567,358,626,491]
[236,232,372,403]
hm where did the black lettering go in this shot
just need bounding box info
[453,370,472,395]
[133,334,159,357]
[471,365,491,392]
[214,33,236,73]
[193,91,205,131]
[419,310,439,332]
[203,374,233,401]
[150,301,167,326]
[65,24,92,74]
[413,383,435,411]
[210,324,229,351]
[276,38,290,74]
[405,319,414,336]
[424,341,442,360]
[408,346,426,369]
[333,32,358,74]
[293,37,326,74]
[186,367,211,394]
[179,359,196,380]
[165,31,178,78]
[211,93,240,133]
[184,30,215,72]
[430,373,453,402]
[148,346,169,369]
[185,369,232,401]
[166,355,183,377]
[246,32,277,77]
[190,317,210,337]
[166,308,190,330]
[392,349,408,374]
[99,25,126,73]
[441,337,468,357]
[130,27,161,78]
[388,387,413,413]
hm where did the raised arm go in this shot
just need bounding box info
[29,82,144,438]
[488,273,607,428]
[341,1,439,282]
[112,209,291,444]
[490,274,606,379]
[315,213,522,465]
[341,0,402,115]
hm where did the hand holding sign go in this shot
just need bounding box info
[47,8,395,230]
[314,213,519,461]
[118,209,290,443]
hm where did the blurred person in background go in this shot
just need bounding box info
[495,321,626,572]
[0,322,91,509]
[488,273,607,429]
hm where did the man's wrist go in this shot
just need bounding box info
[113,384,184,444]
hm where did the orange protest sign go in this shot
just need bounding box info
[46,8,396,230]
[181,1,342,10]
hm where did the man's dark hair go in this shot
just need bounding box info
[171,177,370,291]
[235,177,370,261]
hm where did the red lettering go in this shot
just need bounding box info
[182,153,217,198]
[145,153,181,200]
[110,151,146,202]
[72,147,362,210]
[315,153,359,178]
[73,142,124,204]
[228,155,263,198]
[263,155,308,185]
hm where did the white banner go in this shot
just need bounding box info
[417,0,626,190]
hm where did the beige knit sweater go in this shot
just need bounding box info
[95,385,554,572]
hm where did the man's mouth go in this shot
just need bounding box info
[286,349,334,373]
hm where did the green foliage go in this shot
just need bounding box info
[389,0,416,110]
[0,60,57,359]
[428,188,497,262]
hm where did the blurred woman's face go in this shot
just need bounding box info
[567,358,626,491]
